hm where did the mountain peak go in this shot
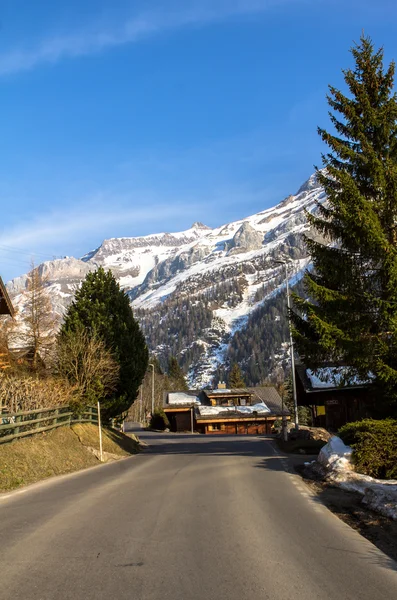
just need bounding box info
[191,222,211,230]
[7,171,325,387]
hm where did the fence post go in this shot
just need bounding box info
[53,408,59,428]
[97,401,103,462]
[35,412,42,430]
[14,414,21,435]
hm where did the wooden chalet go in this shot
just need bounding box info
[0,276,14,371]
[295,364,375,432]
[164,385,289,435]
[0,276,14,317]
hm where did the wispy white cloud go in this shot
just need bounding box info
[0,171,289,282]
[0,0,300,76]
[0,193,203,266]
[0,199,201,254]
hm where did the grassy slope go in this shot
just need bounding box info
[0,424,140,492]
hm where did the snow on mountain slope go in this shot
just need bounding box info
[6,173,325,386]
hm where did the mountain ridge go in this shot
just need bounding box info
[6,172,324,386]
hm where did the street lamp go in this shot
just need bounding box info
[273,259,299,429]
[148,363,155,416]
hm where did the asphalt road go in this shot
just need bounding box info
[1,430,396,600]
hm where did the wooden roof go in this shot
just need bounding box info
[295,364,370,394]
[0,277,14,317]
[164,386,289,416]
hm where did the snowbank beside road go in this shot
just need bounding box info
[317,437,397,520]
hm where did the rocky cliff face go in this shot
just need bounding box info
[7,173,324,386]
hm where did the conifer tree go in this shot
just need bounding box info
[292,36,397,408]
[60,267,148,418]
[228,362,245,389]
[167,356,188,390]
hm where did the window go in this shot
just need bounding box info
[209,423,224,431]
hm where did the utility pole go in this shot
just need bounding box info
[274,259,299,429]
[149,363,155,416]
[139,385,143,424]
[97,400,103,462]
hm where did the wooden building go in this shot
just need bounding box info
[164,386,289,435]
[0,276,14,317]
[0,276,14,371]
[295,365,375,432]
[163,391,199,433]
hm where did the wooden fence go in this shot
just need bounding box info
[0,405,98,445]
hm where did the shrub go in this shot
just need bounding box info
[0,372,74,413]
[338,419,397,479]
[150,408,170,431]
[55,328,119,412]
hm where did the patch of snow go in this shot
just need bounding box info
[167,392,200,405]
[318,436,353,472]
[198,402,270,416]
[307,367,373,389]
[318,437,397,520]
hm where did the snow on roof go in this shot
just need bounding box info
[306,367,373,390]
[198,402,271,417]
[167,392,200,405]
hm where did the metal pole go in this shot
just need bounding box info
[281,390,288,441]
[97,400,103,462]
[149,363,155,416]
[139,385,143,424]
[191,406,194,434]
[284,262,299,429]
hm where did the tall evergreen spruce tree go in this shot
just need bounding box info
[167,356,188,391]
[292,36,397,409]
[61,267,148,418]
[228,363,245,389]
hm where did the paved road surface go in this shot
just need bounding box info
[1,430,396,600]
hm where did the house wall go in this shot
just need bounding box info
[166,411,193,432]
[323,395,373,432]
[306,393,374,432]
[296,372,376,431]
[197,421,272,435]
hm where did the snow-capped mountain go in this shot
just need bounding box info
[7,173,325,386]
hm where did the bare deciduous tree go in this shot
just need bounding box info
[12,263,59,368]
[126,368,174,424]
[55,328,119,409]
[0,317,13,371]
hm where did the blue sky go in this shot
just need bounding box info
[1,0,397,281]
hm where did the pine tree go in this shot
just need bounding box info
[167,356,188,390]
[292,36,397,408]
[228,362,245,389]
[60,267,148,418]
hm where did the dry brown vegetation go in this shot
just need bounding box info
[0,423,140,492]
[127,367,175,423]
[7,264,59,368]
[0,371,75,413]
[55,329,119,407]
[1,314,120,415]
